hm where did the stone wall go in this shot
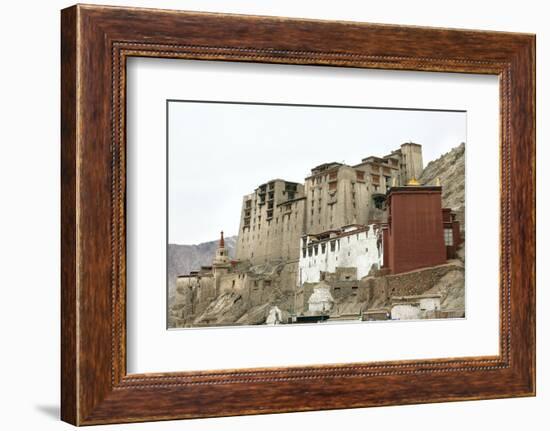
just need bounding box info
[173,274,217,321]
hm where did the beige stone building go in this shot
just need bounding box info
[235,179,306,263]
[235,143,424,265]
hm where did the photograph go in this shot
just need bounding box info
[167,101,466,328]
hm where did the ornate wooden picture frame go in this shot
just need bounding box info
[61,4,535,425]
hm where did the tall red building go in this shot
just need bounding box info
[382,185,460,274]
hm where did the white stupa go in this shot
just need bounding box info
[266,306,283,325]
[308,280,334,314]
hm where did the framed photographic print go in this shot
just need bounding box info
[61,4,536,425]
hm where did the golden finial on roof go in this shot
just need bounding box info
[392,177,397,187]
[406,177,420,186]
[435,177,441,186]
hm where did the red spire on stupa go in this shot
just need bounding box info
[219,230,225,248]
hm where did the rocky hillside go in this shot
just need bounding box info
[420,142,465,230]
[167,236,236,295]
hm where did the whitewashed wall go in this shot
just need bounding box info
[391,304,421,320]
[299,225,382,284]
[419,297,441,311]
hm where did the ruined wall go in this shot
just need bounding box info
[171,260,301,327]
[218,270,248,294]
[173,274,217,321]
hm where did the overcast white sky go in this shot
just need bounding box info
[168,102,466,245]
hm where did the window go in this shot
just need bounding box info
[444,228,454,246]
[330,241,336,252]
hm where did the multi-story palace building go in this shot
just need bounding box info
[235,143,424,265]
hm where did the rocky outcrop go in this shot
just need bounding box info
[425,269,465,313]
[419,142,465,230]
[191,291,248,326]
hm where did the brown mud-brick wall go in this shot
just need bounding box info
[385,186,447,274]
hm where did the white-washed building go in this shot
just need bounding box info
[298,224,383,284]
[390,294,442,320]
